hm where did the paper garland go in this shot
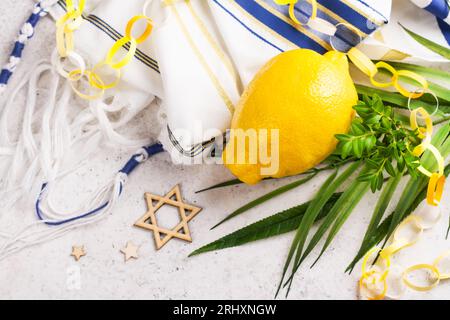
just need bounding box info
[359,204,449,299]
[55,0,154,100]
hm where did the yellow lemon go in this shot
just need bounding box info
[223,49,357,185]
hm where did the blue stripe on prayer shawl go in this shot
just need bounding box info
[316,0,382,34]
[425,0,450,21]
[264,2,363,49]
[234,0,328,53]
[212,0,284,52]
[266,0,377,38]
[437,18,450,45]
[353,0,389,23]
[215,0,384,56]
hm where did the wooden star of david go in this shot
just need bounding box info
[134,185,202,250]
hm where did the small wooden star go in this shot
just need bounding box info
[120,241,139,262]
[134,185,202,250]
[71,245,86,261]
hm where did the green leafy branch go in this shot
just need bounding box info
[336,95,421,192]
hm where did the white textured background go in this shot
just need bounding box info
[0,0,449,300]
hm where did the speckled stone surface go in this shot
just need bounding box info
[0,0,449,300]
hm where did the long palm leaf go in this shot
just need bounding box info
[400,23,450,59]
[276,162,360,297]
[211,173,317,229]
[189,193,342,257]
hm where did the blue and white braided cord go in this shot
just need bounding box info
[0,0,55,95]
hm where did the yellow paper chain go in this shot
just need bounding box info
[359,209,448,299]
[409,107,446,206]
[347,48,430,99]
[54,1,154,100]
[68,69,105,100]
[56,0,85,57]
[402,250,450,292]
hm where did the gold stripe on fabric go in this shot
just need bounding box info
[184,0,243,91]
[381,49,411,61]
[166,0,235,114]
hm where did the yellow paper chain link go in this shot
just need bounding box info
[68,69,105,100]
[433,251,450,280]
[283,0,317,25]
[402,264,441,292]
[359,247,391,300]
[56,0,85,57]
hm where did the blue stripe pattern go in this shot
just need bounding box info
[354,0,389,23]
[316,0,380,34]
[234,0,327,53]
[212,0,284,52]
[214,0,383,55]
